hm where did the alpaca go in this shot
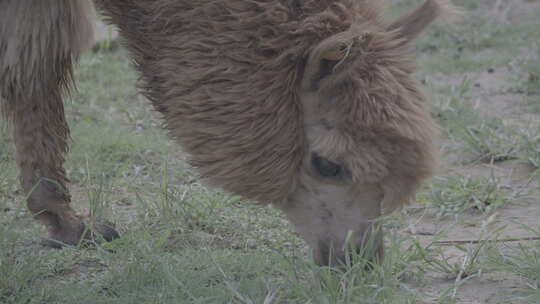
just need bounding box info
[1,0,450,265]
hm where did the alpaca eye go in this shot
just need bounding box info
[311,153,342,178]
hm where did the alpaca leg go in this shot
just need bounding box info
[10,90,119,247]
[1,0,118,246]
[11,95,87,246]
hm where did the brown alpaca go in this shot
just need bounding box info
[1,0,450,265]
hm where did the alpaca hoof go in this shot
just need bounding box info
[91,220,120,243]
[41,220,120,248]
[40,238,72,248]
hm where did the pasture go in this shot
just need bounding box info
[2,0,540,302]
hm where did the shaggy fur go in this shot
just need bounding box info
[94,0,437,208]
[93,0,443,264]
[1,0,449,263]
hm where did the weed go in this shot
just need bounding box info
[486,232,540,302]
[433,78,540,166]
[425,175,510,218]
[433,78,515,163]
[525,45,540,111]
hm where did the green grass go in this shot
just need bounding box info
[524,46,540,111]
[485,225,540,302]
[415,10,540,74]
[425,175,511,218]
[2,1,540,303]
[431,77,540,167]
[431,78,516,163]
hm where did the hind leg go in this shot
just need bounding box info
[11,93,88,246]
[11,93,118,247]
[1,0,118,246]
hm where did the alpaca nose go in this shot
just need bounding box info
[313,240,344,266]
[314,237,383,267]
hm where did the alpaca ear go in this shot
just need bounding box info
[388,0,457,42]
[303,35,369,90]
[316,42,350,81]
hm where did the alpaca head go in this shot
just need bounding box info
[96,0,451,266]
[278,0,447,265]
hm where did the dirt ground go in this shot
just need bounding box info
[395,0,540,303]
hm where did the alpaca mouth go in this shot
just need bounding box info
[314,229,383,267]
